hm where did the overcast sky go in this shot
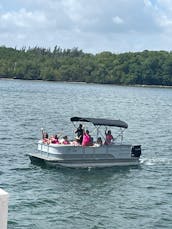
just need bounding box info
[0,0,172,54]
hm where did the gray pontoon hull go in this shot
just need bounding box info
[28,142,141,168]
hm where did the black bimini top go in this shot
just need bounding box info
[70,117,128,129]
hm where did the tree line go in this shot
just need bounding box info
[0,45,172,86]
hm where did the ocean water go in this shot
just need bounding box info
[0,79,172,229]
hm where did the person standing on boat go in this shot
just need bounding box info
[82,130,92,146]
[75,124,84,144]
[104,129,114,145]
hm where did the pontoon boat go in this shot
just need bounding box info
[28,117,141,168]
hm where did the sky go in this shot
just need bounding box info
[0,0,172,54]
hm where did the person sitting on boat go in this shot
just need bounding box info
[104,129,114,145]
[82,130,93,146]
[75,124,83,144]
[71,139,81,146]
[42,132,49,144]
[61,136,70,145]
[50,135,60,144]
[96,137,103,146]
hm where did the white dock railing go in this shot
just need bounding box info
[0,188,8,229]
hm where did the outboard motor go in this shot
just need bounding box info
[131,145,141,158]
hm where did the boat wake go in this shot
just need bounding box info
[140,157,172,166]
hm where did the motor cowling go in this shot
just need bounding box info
[131,145,141,158]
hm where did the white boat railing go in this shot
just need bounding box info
[0,188,8,229]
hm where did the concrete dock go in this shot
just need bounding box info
[0,188,8,229]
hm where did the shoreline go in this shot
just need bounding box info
[0,77,172,89]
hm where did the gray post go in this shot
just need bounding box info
[0,188,8,229]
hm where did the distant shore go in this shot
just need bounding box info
[1,77,172,89]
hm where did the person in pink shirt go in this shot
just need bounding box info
[82,130,92,146]
[42,132,49,144]
[104,130,114,145]
[62,136,70,145]
[51,135,60,144]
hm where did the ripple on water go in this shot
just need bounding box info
[1,80,172,229]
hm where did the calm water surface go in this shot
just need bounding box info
[0,79,172,229]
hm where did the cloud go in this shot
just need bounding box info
[112,16,124,25]
[0,0,172,53]
[0,9,48,30]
